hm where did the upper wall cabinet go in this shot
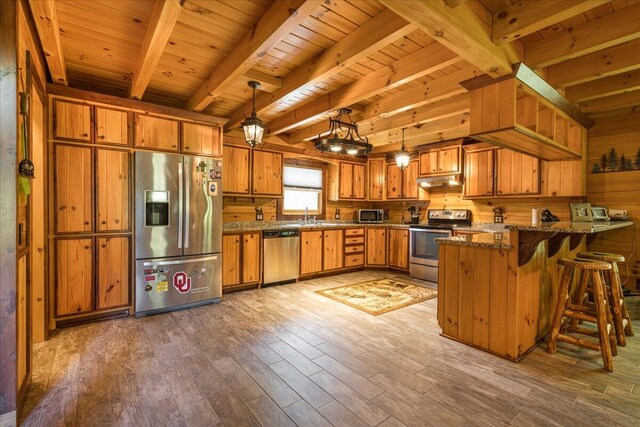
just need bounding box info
[387,160,420,200]
[95,107,129,146]
[338,162,365,200]
[53,100,92,142]
[495,149,540,196]
[182,122,222,157]
[252,150,283,196]
[96,149,130,231]
[55,145,93,233]
[367,158,385,201]
[223,145,251,195]
[418,146,461,177]
[469,78,584,160]
[134,114,179,152]
[222,146,283,197]
[542,160,584,197]
[463,147,495,199]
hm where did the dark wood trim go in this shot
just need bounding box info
[54,308,130,328]
[47,84,227,126]
[518,231,557,266]
[276,158,327,221]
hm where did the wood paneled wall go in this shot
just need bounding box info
[587,111,640,290]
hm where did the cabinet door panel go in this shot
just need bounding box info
[388,229,409,269]
[464,150,494,198]
[545,160,582,197]
[496,149,539,196]
[56,238,93,316]
[353,164,365,199]
[223,145,251,194]
[366,228,387,266]
[301,231,323,275]
[97,149,130,231]
[252,150,283,196]
[97,237,130,310]
[182,122,221,156]
[55,145,93,233]
[222,234,241,287]
[54,100,92,142]
[438,147,460,173]
[96,107,128,145]
[386,164,401,199]
[242,233,261,283]
[134,115,179,151]
[367,159,385,200]
[323,230,344,270]
[419,151,439,175]
[339,163,353,199]
[402,160,419,199]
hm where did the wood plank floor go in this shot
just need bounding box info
[20,270,640,426]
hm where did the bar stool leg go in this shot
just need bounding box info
[570,269,590,328]
[592,271,614,372]
[600,270,618,356]
[610,262,634,338]
[548,266,573,354]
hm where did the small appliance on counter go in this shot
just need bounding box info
[407,206,421,224]
[358,209,384,223]
[609,209,629,221]
[540,208,560,222]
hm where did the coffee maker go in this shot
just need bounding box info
[407,206,421,224]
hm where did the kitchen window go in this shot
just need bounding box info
[282,165,323,215]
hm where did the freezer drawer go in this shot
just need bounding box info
[135,254,222,316]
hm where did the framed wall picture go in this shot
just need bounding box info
[591,206,610,221]
[569,203,593,222]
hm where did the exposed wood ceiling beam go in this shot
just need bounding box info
[267,43,461,137]
[368,118,470,152]
[129,0,183,99]
[379,0,517,77]
[525,3,640,69]
[444,0,468,8]
[28,0,67,84]
[223,8,416,131]
[579,89,640,115]
[492,0,608,45]
[565,71,640,102]
[547,39,640,88]
[185,0,322,111]
[244,69,282,93]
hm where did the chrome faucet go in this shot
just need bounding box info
[304,207,309,223]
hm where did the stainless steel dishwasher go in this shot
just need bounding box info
[262,229,300,285]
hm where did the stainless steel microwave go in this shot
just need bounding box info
[358,209,384,223]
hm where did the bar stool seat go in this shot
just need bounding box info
[578,251,634,346]
[547,258,616,372]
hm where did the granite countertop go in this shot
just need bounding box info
[503,220,634,233]
[223,221,411,232]
[435,232,512,249]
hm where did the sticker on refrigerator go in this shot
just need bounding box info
[210,169,221,180]
[156,281,168,292]
[158,267,169,274]
[144,275,156,282]
[208,182,218,196]
[144,269,158,275]
[173,271,191,294]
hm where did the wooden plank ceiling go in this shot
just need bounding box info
[29,0,640,153]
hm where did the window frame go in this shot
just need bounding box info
[277,159,328,220]
[282,186,323,215]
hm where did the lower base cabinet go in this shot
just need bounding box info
[97,237,130,310]
[300,231,323,275]
[222,232,261,288]
[388,229,409,269]
[323,229,344,270]
[56,238,94,316]
[366,228,387,266]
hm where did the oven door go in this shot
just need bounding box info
[409,228,452,267]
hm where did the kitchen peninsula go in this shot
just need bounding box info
[436,221,634,361]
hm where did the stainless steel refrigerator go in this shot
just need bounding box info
[134,151,222,316]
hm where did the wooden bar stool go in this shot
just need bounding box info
[547,258,615,372]
[577,251,634,346]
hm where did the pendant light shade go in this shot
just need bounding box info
[395,128,410,169]
[242,81,265,148]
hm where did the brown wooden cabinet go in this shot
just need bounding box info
[95,107,129,145]
[464,148,495,198]
[96,149,130,232]
[300,230,324,275]
[366,228,387,266]
[387,160,419,199]
[252,150,283,196]
[337,162,365,200]
[367,158,385,200]
[56,238,93,316]
[134,114,179,152]
[53,100,92,142]
[543,160,583,197]
[323,229,344,270]
[495,149,540,196]
[182,122,222,157]
[344,228,365,267]
[222,232,261,288]
[97,236,130,310]
[419,146,460,176]
[388,228,409,269]
[55,144,93,233]
[223,145,251,195]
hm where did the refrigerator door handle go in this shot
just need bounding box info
[142,255,218,267]
[185,163,190,249]
[178,161,183,249]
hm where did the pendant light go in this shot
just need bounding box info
[314,108,373,156]
[395,128,410,169]
[241,81,265,148]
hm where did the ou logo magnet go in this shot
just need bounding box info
[173,271,192,294]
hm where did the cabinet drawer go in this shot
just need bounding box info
[345,245,364,254]
[345,254,364,267]
[345,236,364,245]
[345,228,365,236]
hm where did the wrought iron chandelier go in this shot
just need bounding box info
[314,108,373,156]
[241,81,265,148]
[395,128,410,170]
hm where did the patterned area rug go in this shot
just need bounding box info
[316,278,437,316]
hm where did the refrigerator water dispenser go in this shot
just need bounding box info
[145,190,170,227]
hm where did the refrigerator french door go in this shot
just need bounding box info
[135,152,222,316]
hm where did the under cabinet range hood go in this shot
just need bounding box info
[417,175,462,189]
